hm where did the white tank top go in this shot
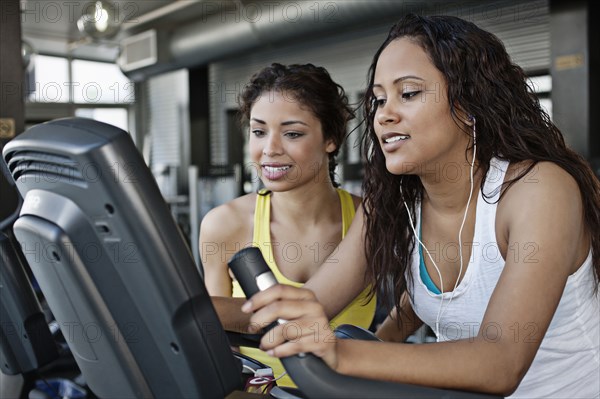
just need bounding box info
[409,158,600,398]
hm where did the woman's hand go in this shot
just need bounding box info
[241,284,339,370]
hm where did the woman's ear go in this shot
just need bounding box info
[325,140,337,154]
[455,106,475,127]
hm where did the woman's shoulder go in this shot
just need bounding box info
[503,160,579,196]
[496,160,590,274]
[200,193,257,243]
[498,160,582,228]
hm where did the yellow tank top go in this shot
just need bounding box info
[232,188,376,387]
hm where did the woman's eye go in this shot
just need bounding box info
[285,132,303,139]
[251,129,265,137]
[402,91,421,100]
[373,98,386,107]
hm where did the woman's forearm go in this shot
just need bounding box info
[375,302,423,342]
[211,296,251,332]
[335,338,518,395]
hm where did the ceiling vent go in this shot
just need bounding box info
[118,30,158,72]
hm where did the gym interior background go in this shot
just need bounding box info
[0,0,598,289]
[0,0,598,396]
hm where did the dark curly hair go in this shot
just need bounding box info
[239,63,354,188]
[361,14,600,316]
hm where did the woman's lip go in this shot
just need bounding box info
[261,164,292,180]
[380,133,410,152]
[261,163,290,167]
[381,132,410,143]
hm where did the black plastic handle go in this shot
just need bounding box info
[228,247,275,298]
[228,247,280,332]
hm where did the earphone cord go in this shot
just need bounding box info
[403,119,477,342]
[438,120,477,331]
[403,201,447,339]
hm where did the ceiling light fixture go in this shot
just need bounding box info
[77,0,121,40]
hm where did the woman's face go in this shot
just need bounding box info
[248,90,336,192]
[372,37,470,177]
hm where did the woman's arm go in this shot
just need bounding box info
[303,206,371,319]
[210,296,250,333]
[200,200,254,330]
[375,293,423,342]
[199,204,236,296]
[244,162,588,395]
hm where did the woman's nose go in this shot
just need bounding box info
[263,134,283,156]
[376,105,400,125]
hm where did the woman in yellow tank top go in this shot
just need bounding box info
[200,63,376,388]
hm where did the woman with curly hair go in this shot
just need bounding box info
[200,63,376,388]
[243,15,600,397]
